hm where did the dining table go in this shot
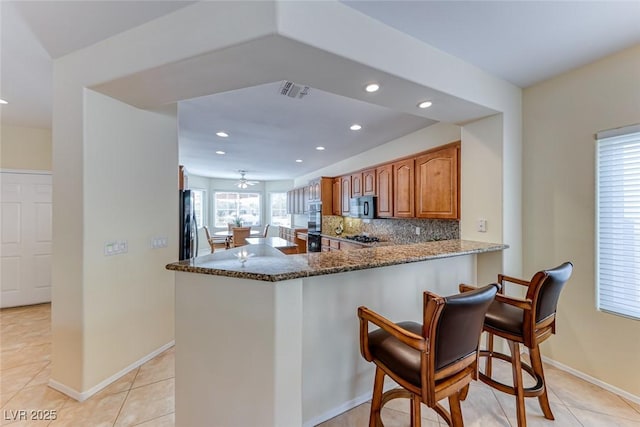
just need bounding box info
[213,230,261,237]
[213,229,261,249]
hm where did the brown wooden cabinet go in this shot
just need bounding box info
[338,240,365,251]
[393,158,415,218]
[415,143,460,219]
[332,178,341,215]
[279,226,307,253]
[341,175,351,216]
[296,188,304,214]
[303,185,310,214]
[362,169,376,196]
[309,177,334,215]
[311,180,319,201]
[286,190,294,214]
[351,172,363,197]
[320,236,365,252]
[376,164,393,218]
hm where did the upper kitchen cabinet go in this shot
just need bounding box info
[393,158,415,218]
[303,185,310,214]
[415,142,460,219]
[309,177,334,215]
[341,175,351,216]
[351,172,363,197]
[376,164,393,218]
[362,169,376,196]
[332,177,341,216]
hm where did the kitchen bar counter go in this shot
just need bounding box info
[166,239,507,281]
[171,240,508,427]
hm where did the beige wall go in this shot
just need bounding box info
[523,45,640,396]
[81,90,177,389]
[1,125,52,170]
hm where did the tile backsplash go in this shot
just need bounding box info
[322,215,459,244]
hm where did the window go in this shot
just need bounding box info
[214,192,261,227]
[192,189,205,228]
[596,125,640,320]
[270,192,291,227]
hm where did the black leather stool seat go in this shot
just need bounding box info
[485,300,524,335]
[368,321,423,387]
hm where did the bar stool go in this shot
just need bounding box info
[460,262,573,427]
[358,283,499,426]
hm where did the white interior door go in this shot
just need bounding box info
[1,171,52,308]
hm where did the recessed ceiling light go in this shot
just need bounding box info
[295,159,303,163]
[216,131,229,138]
[350,124,362,131]
[316,146,325,151]
[365,83,380,93]
[0,99,7,105]
[215,150,225,155]
[417,101,433,109]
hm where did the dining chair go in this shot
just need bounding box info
[232,227,251,247]
[460,262,573,427]
[358,283,499,426]
[203,226,226,253]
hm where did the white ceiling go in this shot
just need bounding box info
[344,1,640,88]
[2,1,638,180]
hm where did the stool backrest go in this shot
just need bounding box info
[429,284,499,371]
[528,262,573,323]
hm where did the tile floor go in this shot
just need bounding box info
[1,304,639,426]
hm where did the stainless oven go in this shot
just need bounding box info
[307,202,322,252]
[308,202,322,233]
[307,232,322,252]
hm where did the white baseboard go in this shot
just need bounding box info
[303,381,398,427]
[542,355,640,405]
[303,391,372,427]
[49,341,175,402]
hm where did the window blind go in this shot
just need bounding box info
[596,128,640,320]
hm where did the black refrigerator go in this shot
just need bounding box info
[179,190,198,260]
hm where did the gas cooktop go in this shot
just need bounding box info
[344,235,380,243]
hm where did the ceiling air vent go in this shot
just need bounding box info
[279,81,311,99]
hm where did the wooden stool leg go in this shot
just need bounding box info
[459,383,470,401]
[448,390,464,427]
[485,332,494,377]
[509,340,527,427]
[529,345,554,420]
[410,394,421,427]
[369,367,385,427]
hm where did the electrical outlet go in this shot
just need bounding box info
[151,236,168,249]
[477,219,487,233]
[415,227,421,235]
[104,240,128,256]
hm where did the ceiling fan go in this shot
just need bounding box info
[236,170,259,189]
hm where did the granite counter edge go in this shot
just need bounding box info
[166,240,509,282]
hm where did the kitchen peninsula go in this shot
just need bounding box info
[167,240,507,427]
